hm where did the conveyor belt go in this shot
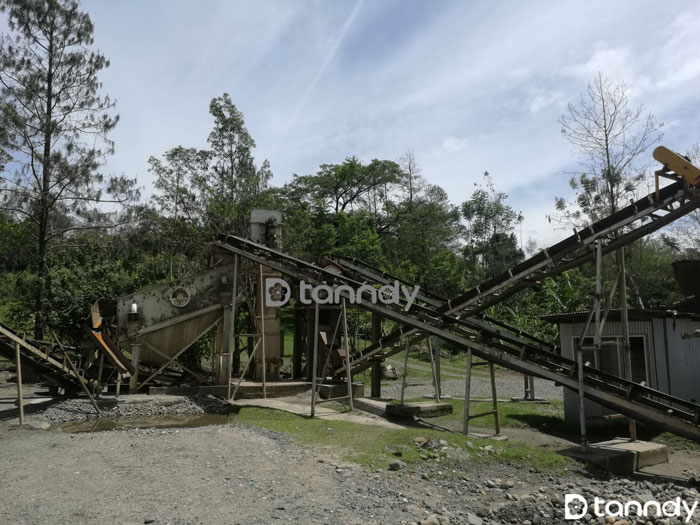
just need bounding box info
[211,232,700,440]
[0,322,94,390]
[210,169,700,441]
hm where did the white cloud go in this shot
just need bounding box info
[564,44,635,81]
[528,89,566,114]
[438,136,471,154]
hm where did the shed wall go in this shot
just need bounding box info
[560,316,700,427]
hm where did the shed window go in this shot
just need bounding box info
[574,336,646,383]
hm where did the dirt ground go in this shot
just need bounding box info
[2,381,700,524]
[0,422,422,525]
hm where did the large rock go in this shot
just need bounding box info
[388,459,406,471]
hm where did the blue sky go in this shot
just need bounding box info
[71,1,700,245]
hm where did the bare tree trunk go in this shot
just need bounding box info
[34,25,54,341]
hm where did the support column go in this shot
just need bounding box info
[370,360,382,398]
[292,304,304,379]
[619,248,637,441]
[428,337,440,402]
[576,341,587,450]
[226,254,239,399]
[14,342,23,425]
[127,304,140,394]
[96,353,105,399]
[370,312,382,398]
[310,302,320,417]
[489,362,500,435]
[434,337,441,399]
[342,298,353,410]
[400,340,409,405]
[463,347,473,436]
[129,342,141,394]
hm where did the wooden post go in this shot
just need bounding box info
[489,362,500,435]
[310,302,320,417]
[115,373,121,397]
[463,347,472,436]
[14,342,24,425]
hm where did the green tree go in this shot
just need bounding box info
[290,157,401,215]
[461,173,523,280]
[148,146,208,278]
[197,93,272,236]
[0,0,137,338]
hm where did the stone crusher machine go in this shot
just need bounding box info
[97,210,284,394]
[210,146,700,442]
[0,259,245,396]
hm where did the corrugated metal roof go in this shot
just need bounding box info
[538,309,700,323]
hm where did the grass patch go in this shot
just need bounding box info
[232,406,574,473]
[383,354,484,381]
[402,397,573,435]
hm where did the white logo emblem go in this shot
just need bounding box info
[265,278,291,307]
[565,494,588,520]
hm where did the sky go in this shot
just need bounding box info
[36,1,700,246]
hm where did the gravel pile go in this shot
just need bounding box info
[387,440,700,525]
[44,394,230,424]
